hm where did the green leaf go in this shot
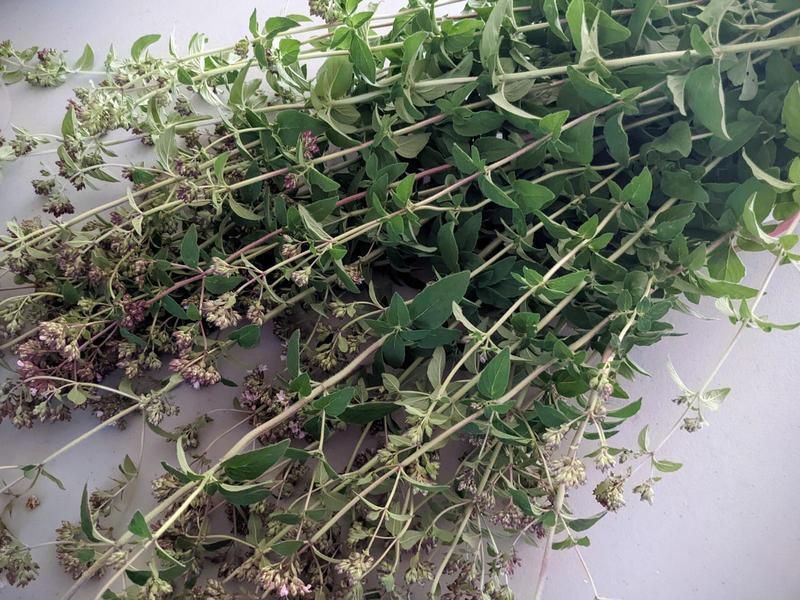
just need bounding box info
[606,398,642,419]
[540,110,570,136]
[287,330,301,378]
[588,5,630,46]
[382,332,406,366]
[479,175,518,208]
[314,55,353,100]
[480,0,511,71]
[297,203,333,239]
[566,0,585,52]
[567,512,606,532]
[249,9,259,36]
[161,295,188,320]
[548,270,588,293]
[534,210,574,240]
[229,61,252,108]
[276,110,327,146]
[61,106,78,139]
[700,387,730,411]
[689,24,713,57]
[782,81,800,142]
[351,36,376,82]
[707,243,745,282]
[511,312,540,337]
[385,293,411,327]
[394,175,415,208]
[453,111,506,137]
[661,170,709,204]
[180,225,199,269]
[306,168,340,193]
[478,348,511,400]
[409,271,470,329]
[420,348,443,391]
[265,16,300,36]
[437,221,460,272]
[561,114,596,164]
[80,485,113,544]
[626,0,657,49]
[667,74,688,116]
[554,370,589,396]
[652,459,682,473]
[229,196,262,221]
[638,425,650,452]
[217,482,271,506]
[205,275,245,295]
[214,152,230,182]
[130,34,161,61]
[742,149,795,192]
[155,126,177,168]
[312,387,354,417]
[488,90,540,122]
[401,30,427,77]
[221,439,291,481]
[514,181,556,213]
[128,511,152,539]
[648,121,692,157]
[72,44,94,70]
[339,402,400,424]
[67,385,87,406]
[603,111,629,166]
[567,67,615,107]
[451,144,481,174]
[534,403,569,427]
[62,281,81,306]
[741,192,777,245]
[577,214,598,239]
[289,372,312,396]
[508,488,536,516]
[229,324,261,348]
[698,0,736,39]
[543,0,569,42]
[621,168,652,207]
[395,133,431,159]
[272,540,304,556]
[695,275,758,299]
[685,63,730,140]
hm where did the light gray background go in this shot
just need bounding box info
[1,2,799,599]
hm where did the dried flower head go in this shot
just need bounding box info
[593,474,627,512]
[553,456,586,488]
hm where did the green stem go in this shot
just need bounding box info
[416,35,800,89]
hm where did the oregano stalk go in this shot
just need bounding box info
[2,1,800,598]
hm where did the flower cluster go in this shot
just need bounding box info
[139,390,179,426]
[552,456,587,488]
[0,525,39,587]
[336,550,374,584]
[23,47,68,87]
[255,563,312,598]
[633,479,657,505]
[72,86,139,136]
[202,292,242,329]
[140,575,173,599]
[308,0,343,24]
[239,365,306,444]
[593,474,627,512]
[189,578,233,599]
[168,356,221,389]
[55,521,105,580]
[299,130,320,159]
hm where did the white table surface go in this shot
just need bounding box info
[1,2,799,599]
